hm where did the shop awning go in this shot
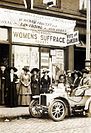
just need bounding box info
[0,7,76,34]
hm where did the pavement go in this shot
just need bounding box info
[0,106,30,121]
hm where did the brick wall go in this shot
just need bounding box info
[61,0,79,14]
[0,0,24,8]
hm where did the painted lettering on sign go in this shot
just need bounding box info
[12,28,67,47]
[67,31,79,45]
[40,35,65,43]
[13,31,37,39]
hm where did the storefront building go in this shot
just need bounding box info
[0,0,88,105]
[0,7,77,105]
[0,7,77,79]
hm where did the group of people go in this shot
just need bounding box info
[0,63,91,107]
[0,64,18,107]
[18,67,51,106]
[0,64,51,107]
[58,68,91,95]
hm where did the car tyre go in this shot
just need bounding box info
[48,99,67,121]
[29,100,43,118]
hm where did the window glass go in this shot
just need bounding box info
[12,45,39,76]
[0,28,8,41]
[43,0,56,6]
[51,49,64,82]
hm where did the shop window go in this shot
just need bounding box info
[43,0,56,6]
[43,0,61,8]
[12,45,39,76]
[41,48,64,83]
[51,49,64,82]
[0,28,8,42]
[41,48,50,69]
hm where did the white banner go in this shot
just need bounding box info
[12,28,67,47]
[0,8,76,33]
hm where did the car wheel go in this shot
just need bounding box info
[48,99,67,121]
[87,102,91,117]
[29,100,43,118]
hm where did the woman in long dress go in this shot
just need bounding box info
[30,68,40,96]
[41,68,51,93]
[18,67,31,106]
[5,66,18,107]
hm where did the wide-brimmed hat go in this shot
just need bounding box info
[66,70,71,74]
[0,63,6,67]
[81,69,89,74]
[42,68,49,74]
[22,66,29,72]
[30,68,40,73]
[71,70,82,77]
[7,66,17,72]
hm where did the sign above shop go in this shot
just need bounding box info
[12,28,79,47]
[12,28,67,47]
[0,8,76,33]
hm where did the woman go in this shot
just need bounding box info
[18,66,31,106]
[71,70,82,96]
[72,70,82,88]
[31,68,40,96]
[5,66,18,107]
[0,64,6,105]
[41,68,51,93]
[79,69,91,86]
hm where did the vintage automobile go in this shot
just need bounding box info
[29,85,91,121]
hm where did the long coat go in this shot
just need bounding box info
[5,72,18,107]
[31,75,40,95]
[73,77,81,88]
[0,70,6,105]
[41,75,51,93]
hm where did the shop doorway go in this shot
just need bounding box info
[0,44,9,66]
[0,44,9,105]
[74,48,86,71]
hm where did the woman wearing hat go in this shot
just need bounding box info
[0,63,6,105]
[5,66,18,107]
[79,69,91,86]
[30,68,40,96]
[71,70,82,88]
[18,66,31,106]
[40,68,51,93]
[65,70,73,88]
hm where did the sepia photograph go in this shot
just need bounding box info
[0,0,91,133]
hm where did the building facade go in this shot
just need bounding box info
[0,0,90,105]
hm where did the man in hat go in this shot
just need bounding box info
[30,68,40,96]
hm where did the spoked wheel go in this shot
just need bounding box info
[29,100,43,118]
[87,102,91,117]
[48,99,66,121]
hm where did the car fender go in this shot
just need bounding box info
[54,97,71,116]
[84,97,91,111]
